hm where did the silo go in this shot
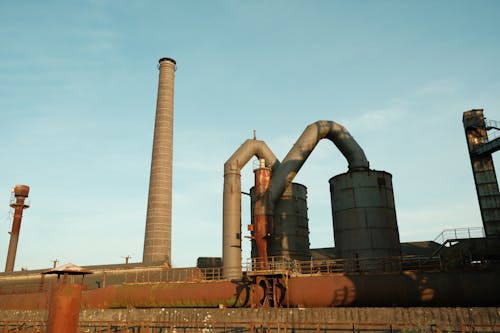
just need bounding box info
[329,170,400,270]
[251,183,310,261]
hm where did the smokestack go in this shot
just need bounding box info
[143,57,176,264]
[5,185,30,272]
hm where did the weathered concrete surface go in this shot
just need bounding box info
[0,309,47,321]
[1,307,499,328]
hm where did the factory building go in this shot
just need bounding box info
[0,58,498,332]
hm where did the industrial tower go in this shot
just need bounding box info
[463,109,500,237]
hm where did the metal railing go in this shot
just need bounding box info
[0,267,225,295]
[485,119,500,136]
[432,227,485,245]
[245,255,442,275]
[102,267,225,286]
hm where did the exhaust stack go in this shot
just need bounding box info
[5,185,30,272]
[143,57,176,264]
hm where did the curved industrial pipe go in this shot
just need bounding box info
[223,139,279,279]
[270,120,369,203]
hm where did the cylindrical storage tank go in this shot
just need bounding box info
[329,170,400,271]
[251,183,310,261]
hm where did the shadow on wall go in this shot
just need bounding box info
[286,269,500,307]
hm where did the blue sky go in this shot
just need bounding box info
[0,1,499,270]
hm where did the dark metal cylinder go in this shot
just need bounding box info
[143,57,176,264]
[329,171,400,270]
[251,183,310,261]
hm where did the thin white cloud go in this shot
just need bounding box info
[414,79,461,96]
[344,108,405,132]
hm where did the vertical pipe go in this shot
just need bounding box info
[143,57,176,264]
[46,280,83,333]
[222,140,279,279]
[5,185,30,272]
[253,159,272,269]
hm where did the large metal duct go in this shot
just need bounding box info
[223,139,279,279]
[5,185,30,272]
[269,120,369,203]
[223,121,369,278]
[143,57,176,264]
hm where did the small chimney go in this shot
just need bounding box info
[143,57,176,264]
[5,185,30,272]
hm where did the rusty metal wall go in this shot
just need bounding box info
[143,57,176,265]
[46,282,82,333]
[329,170,401,268]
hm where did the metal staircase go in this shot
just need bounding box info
[427,227,485,259]
[463,110,500,237]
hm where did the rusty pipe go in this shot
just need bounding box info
[82,280,249,308]
[223,139,279,279]
[253,160,272,268]
[5,185,30,273]
[46,282,83,333]
[270,120,369,203]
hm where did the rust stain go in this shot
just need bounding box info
[82,280,248,309]
[287,275,356,307]
[46,282,83,333]
[253,163,272,269]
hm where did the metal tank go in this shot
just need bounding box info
[329,170,400,270]
[251,183,310,261]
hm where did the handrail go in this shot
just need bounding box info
[432,227,485,245]
[245,255,442,274]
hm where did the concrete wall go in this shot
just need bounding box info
[1,307,498,329]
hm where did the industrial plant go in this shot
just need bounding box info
[0,57,498,332]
